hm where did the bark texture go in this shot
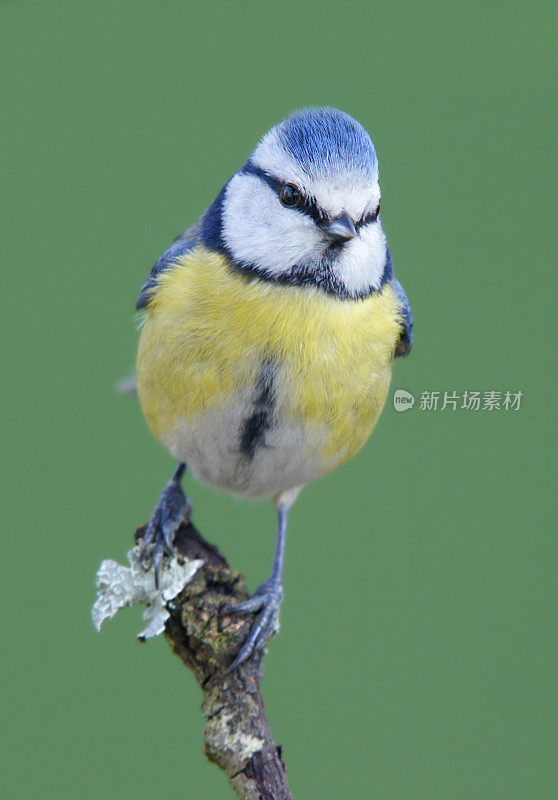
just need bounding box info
[135,521,293,800]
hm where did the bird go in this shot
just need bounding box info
[134,107,413,671]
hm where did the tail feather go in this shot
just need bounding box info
[115,373,137,395]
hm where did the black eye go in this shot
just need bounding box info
[357,201,381,228]
[279,183,302,208]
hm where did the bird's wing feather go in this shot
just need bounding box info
[136,223,200,310]
[391,277,413,358]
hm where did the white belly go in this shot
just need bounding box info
[160,389,343,500]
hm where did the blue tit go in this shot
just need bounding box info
[134,107,412,670]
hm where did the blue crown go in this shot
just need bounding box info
[274,107,378,178]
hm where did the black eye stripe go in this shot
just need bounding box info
[241,162,283,193]
[241,161,378,230]
[241,162,328,225]
[301,195,328,225]
[356,201,380,229]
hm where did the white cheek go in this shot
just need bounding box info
[335,224,386,294]
[222,173,323,274]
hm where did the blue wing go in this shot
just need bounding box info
[136,233,198,310]
[392,278,413,358]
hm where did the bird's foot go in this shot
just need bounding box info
[226,579,283,672]
[139,473,191,588]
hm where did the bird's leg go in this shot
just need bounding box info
[227,502,289,672]
[139,462,191,587]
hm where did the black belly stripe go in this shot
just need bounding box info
[239,362,276,461]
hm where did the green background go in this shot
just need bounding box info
[2,1,556,798]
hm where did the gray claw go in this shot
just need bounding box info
[227,581,283,673]
[159,485,191,552]
[139,471,191,587]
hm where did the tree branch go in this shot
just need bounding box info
[134,520,293,800]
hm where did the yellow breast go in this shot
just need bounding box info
[137,246,402,471]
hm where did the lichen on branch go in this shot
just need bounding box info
[93,520,292,800]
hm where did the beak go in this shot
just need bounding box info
[323,210,357,243]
